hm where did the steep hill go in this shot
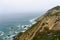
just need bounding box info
[14,6,60,40]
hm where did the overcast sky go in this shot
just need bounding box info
[0,0,60,14]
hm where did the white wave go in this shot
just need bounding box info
[21,30,25,32]
[3,36,9,40]
[14,31,19,34]
[29,18,35,23]
[32,22,36,24]
[3,33,16,40]
[3,35,14,40]
[29,17,38,25]
[9,35,15,38]
[0,31,4,36]
[29,17,38,23]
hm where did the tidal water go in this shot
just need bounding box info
[0,13,42,40]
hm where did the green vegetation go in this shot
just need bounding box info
[16,32,23,38]
[33,30,60,40]
[52,6,60,10]
[54,12,60,16]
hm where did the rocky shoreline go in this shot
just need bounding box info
[14,6,60,40]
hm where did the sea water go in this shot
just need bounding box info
[0,13,41,40]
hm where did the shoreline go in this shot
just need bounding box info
[13,17,38,40]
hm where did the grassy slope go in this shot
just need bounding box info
[33,30,60,40]
[15,6,60,40]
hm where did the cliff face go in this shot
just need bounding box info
[14,6,60,40]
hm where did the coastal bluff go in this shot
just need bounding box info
[14,6,60,40]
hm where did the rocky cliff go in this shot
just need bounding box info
[14,6,60,40]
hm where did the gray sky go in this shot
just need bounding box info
[0,0,60,14]
[0,0,60,22]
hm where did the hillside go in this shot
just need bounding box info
[14,6,60,40]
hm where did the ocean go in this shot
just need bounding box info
[0,13,42,40]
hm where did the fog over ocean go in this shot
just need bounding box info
[0,12,45,40]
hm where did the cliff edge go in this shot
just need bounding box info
[14,6,60,40]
